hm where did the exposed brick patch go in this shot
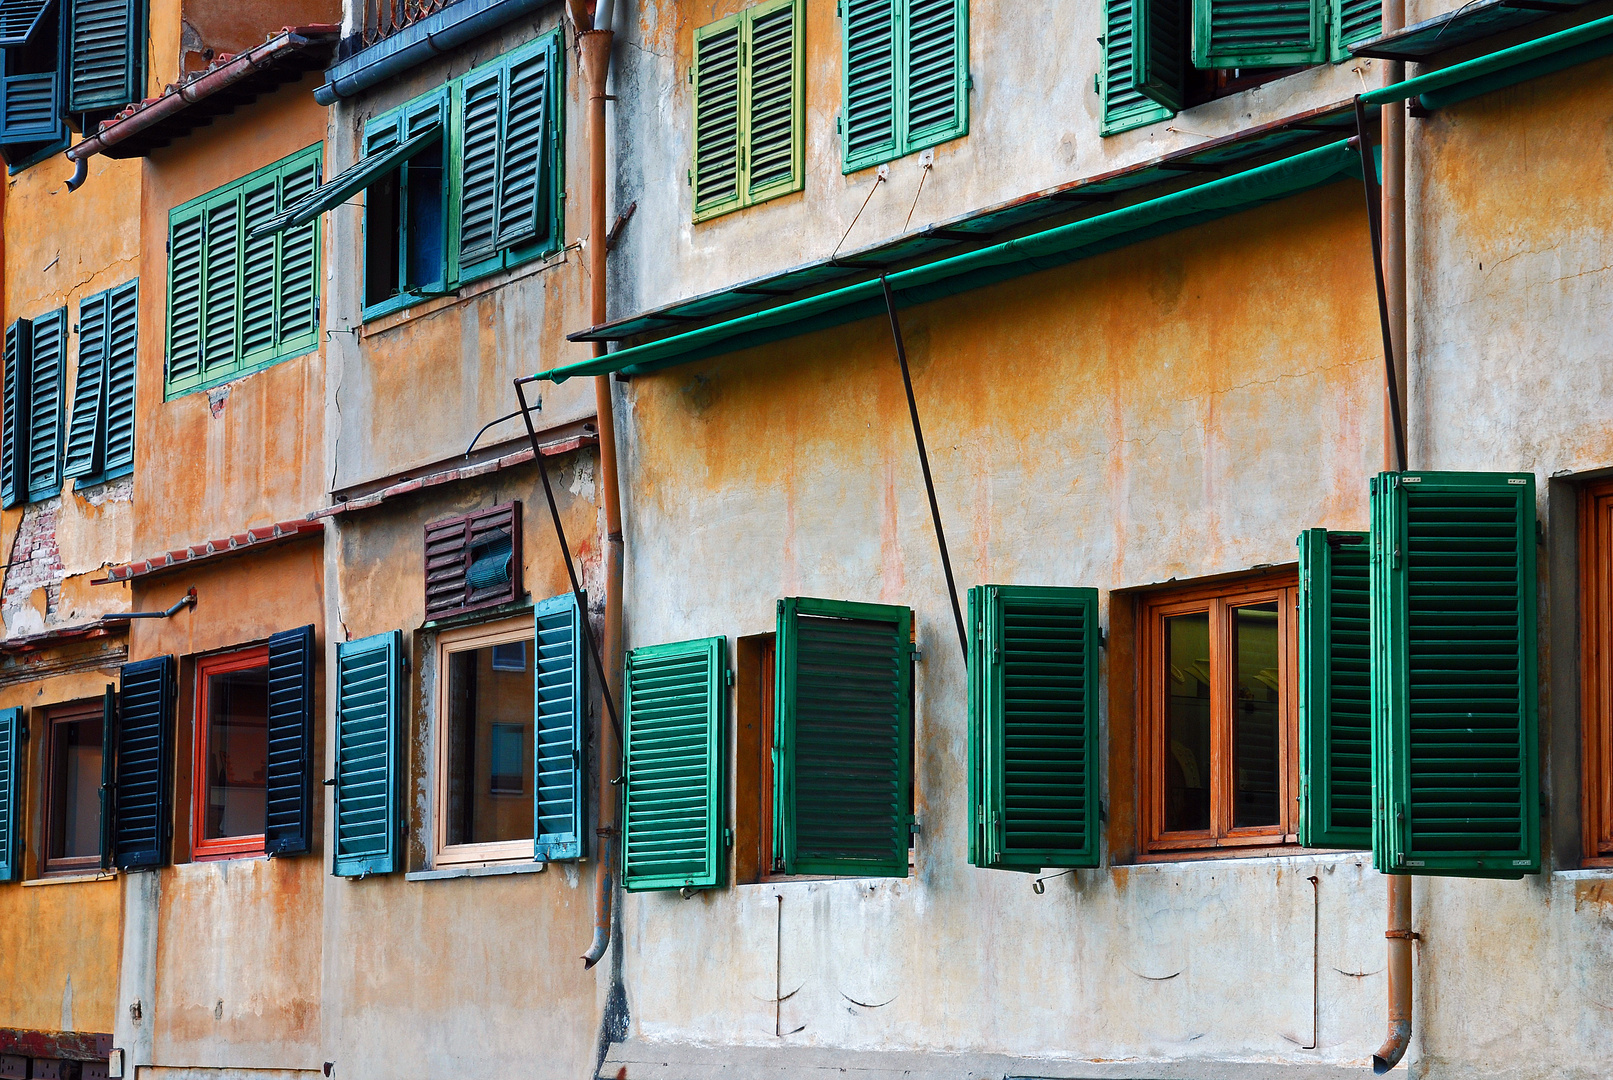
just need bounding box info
[3,499,66,634]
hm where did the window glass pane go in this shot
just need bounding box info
[365,169,402,307]
[1164,612,1211,833]
[405,146,444,288]
[49,716,102,860]
[446,638,535,846]
[1232,602,1281,828]
[204,666,269,839]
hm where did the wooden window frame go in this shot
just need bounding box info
[192,645,271,861]
[433,614,537,868]
[39,699,105,876]
[1581,479,1613,866]
[1137,572,1300,857]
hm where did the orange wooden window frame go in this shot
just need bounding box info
[1137,574,1300,856]
[40,699,106,876]
[1580,480,1613,866]
[192,645,271,861]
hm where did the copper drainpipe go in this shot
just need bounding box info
[1375,1,1415,1072]
[577,19,623,972]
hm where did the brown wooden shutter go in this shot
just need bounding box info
[424,501,523,619]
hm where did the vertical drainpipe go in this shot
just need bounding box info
[1374,1,1414,1074]
[577,17,623,972]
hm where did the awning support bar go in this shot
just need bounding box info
[1354,97,1408,473]
[882,276,968,663]
[513,378,623,745]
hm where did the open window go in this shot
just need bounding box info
[41,699,107,876]
[0,0,64,167]
[193,646,272,860]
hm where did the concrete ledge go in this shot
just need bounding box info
[405,861,546,882]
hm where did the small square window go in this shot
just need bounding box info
[193,646,271,860]
[490,641,526,672]
[42,702,104,875]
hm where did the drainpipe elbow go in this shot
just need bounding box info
[1373,1020,1411,1073]
[64,154,88,192]
[582,914,610,969]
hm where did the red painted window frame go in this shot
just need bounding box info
[192,645,271,861]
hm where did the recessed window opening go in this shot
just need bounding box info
[194,646,271,859]
[43,702,103,875]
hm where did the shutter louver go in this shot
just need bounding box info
[534,592,585,861]
[424,502,522,620]
[68,0,140,114]
[745,0,802,204]
[457,68,502,267]
[1134,0,1186,111]
[100,278,137,477]
[63,290,108,481]
[113,655,176,871]
[334,631,403,877]
[239,179,279,359]
[1194,0,1327,69]
[775,597,912,877]
[2,318,30,509]
[25,307,65,502]
[1332,0,1381,61]
[202,199,240,376]
[692,16,743,217]
[622,635,726,891]
[165,210,204,391]
[266,624,316,856]
[1371,472,1540,878]
[1298,529,1371,849]
[902,0,964,145]
[0,706,19,882]
[968,586,1100,872]
[0,0,51,47]
[493,48,549,250]
[1102,0,1173,135]
[276,159,321,350]
[842,0,898,172]
[0,70,61,142]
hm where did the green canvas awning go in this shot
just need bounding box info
[536,138,1362,384]
[248,125,442,239]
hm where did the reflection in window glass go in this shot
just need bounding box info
[205,667,270,839]
[446,639,535,846]
[1233,603,1281,828]
[49,716,102,861]
[1164,612,1211,833]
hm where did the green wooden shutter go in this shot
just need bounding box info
[1371,472,1540,878]
[1332,0,1380,62]
[0,0,51,47]
[692,14,743,219]
[1298,529,1371,849]
[25,307,65,502]
[622,635,726,891]
[775,597,912,877]
[842,0,898,173]
[457,67,503,269]
[201,196,240,379]
[334,631,403,877]
[900,0,966,154]
[100,278,137,478]
[1193,0,1327,69]
[265,624,316,857]
[239,177,279,361]
[493,47,550,251]
[0,706,19,882]
[1,319,28,508]
[744,0,803,206]
[534,592,585,862]
[63,289,108,481]
[276,156,320,352]
[1102,0,1173,136]
[113,655,176,870]
[1134,0,1186,111]
[68,0,141,113]
[968,586,1101,872]
[165,207,204,394]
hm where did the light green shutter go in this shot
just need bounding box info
[1332,0,1381,62]
[535,591,586,862]
[334,631,404,877]
[622,636,726,891]
[1193,0,1327,69]
[1102,0,1173,136]
[1297,529,1371,849]
[165,207,205,394]
[201,196,240,379]
[276,157,321,351]
[968,586,1101,872]
[493,47,551,250]
[692,13,743,219]
[842,0,898,172]
[101,279,137,477]
[457,67,503,269]
[900,0,967,154]
[744,0,804,205]
[0,706,19,882]
[1,319,29,508]
[68,0,141,113]
[1371,472,1540,878]
[25,307,65,502]
[240,177,280,361]
[1134,0,1186,111]
[775,597,912,877]
[63,290,108,481]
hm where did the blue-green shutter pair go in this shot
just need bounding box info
[62,278,139,488]
[0,0,143,160]
[1,308,66,506]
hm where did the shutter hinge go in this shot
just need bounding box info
[836,114,842,134]
[909,817,921,835]
[1536,520,1547,547]
[688,65,693,84]
[165,239,170,254]
[1098,626,1107,649]
[725,668,734,686]
[1093,73,1101,95]
[966,71,974,91]
[725,828,733,848]
[322,777,336,786]
[911,647,922,663]
[402,652,411,675]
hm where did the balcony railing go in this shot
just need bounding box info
[361,0,457,46]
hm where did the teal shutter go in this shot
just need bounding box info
[622,635,726,891]
[25,307,65,502]
[1298,529,1371,849]
[1,319,28,507]
[334,631,404,877]
[457,67,502,269]
[0,66,63,144]
[1134,0,1186,111]
[113,655,177,870]
[1102,0,1173,136]
[534,592,585,862]
[265,624,316,856]
[98,686,114,869]
[900,0,967,153]
[63,290,108,481]
[692,13,743,219]
[165,207,204,393]
[493,46,550,251]
[968,586,1101,872]
[0,706,19,882]
[239,177,279,360]
[842,0,898,172]
[1193,0,1327,69]
[744,0,803,205]
[201,197,240,378]
[100,278,137,478]
[0,0,51,47]
[1332,0,1381,62]
[775,597,912,877]
[276,157,320,351]
[1371,472,1540,878]
[68,0,141,113]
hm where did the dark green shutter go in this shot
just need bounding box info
[1298,529,1371,849]
[457,67,502,268]
[334,631,403,877]
[239,177,279,360]
[201,197,239,377]
[493,47,550,251]
[535,592,585,862]
[68,0,141,114]
[692,13,743,219]
[1102,0,1173,136]
[901,0,966,151]
[63,290,108,481]
[1371,472,1540,878]
[25,307,65,502]
[165,208,204,393]
[968,586,1100,872]
[100,278,136,477]
[113,655,176,871]
[276,157,320,350]
[0,0,51,47]
[266,624,316,856]
[842,0,897,172]
[744,0,803,205]
[1332,0,1380,62]
[0,706,19,882]
[1,319,29,508]
[1134,0,1186,111]
[0,66,63,144]
[98,685,114,870]
[775,597,912,877]
[1193,0,1327,69]
[622,635,726,891]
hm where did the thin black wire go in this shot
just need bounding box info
[1353,98,1408,473]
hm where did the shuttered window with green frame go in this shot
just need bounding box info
[1370,471,1540,879]
[63,277,137,487]
[774,597,913,877]
[1297,528,1370,849]
[968,585,1101,872]
[691,0,804,222]
[1193,0,1327,69]
[1101,1,1174,136]
[164,144,322,399]
[621,635,726,891]
[361,88,450,321]
[333,630,404,878]
[840,0,968,174]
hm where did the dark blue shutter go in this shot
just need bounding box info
[68,0,141,113]
[0,706,19,882]
[534,592,585,861]
[26,307,65,502]
[266,624,316,856]
[2,319,31,509]
[114,655,176,871]
[63,289,108,481]
[0,0,52,47]
[334,631,403,877]
[100,278,136,478]
[98,685,114,870]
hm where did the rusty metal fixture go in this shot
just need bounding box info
[360,0,453,46]
[101,588,197,621]
[1375,873,1414,1072]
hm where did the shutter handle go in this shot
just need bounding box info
[323,778,336,786]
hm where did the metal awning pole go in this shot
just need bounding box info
[881,276,968,662]
[1353,98,1408,473]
